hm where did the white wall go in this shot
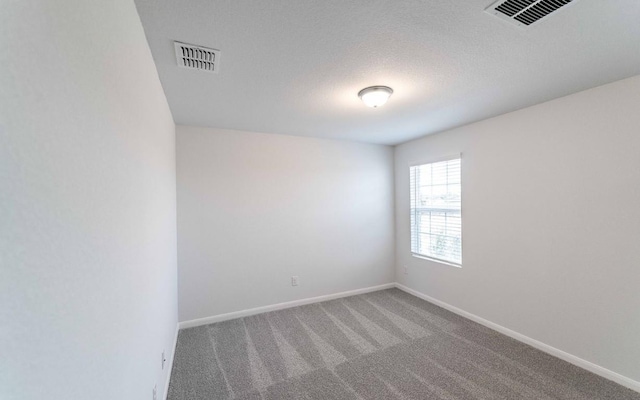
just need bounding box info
[395,75,640,382]
[176,126,395,321]
[0,1,177,400]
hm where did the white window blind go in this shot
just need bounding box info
[410,158,462,265]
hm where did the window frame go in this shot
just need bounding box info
[409,155,463,267]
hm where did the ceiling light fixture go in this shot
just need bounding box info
[358,86,393,108]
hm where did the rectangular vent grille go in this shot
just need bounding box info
[485,0,581,28]
[174,42,220,73]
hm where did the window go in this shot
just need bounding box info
[410,158,462,265]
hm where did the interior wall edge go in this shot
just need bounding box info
[163,323,180,400]
[177,283,396,330]
[395,283,640,394]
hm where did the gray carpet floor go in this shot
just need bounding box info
[168,288,639,400]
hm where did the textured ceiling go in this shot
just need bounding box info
[134,0,640,145]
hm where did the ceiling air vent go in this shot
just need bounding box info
[485,0,582,28]
[174,42,220,73]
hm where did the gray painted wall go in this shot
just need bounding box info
[395,75,640,382]
[176,126,395,322]
[0,1,177,399]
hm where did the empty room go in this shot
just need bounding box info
[2,0,640,399]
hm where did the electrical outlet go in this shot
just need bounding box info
[152,384,157,400]
[291,276,299,286]
[404,266,408,275]
[162,351,166,370]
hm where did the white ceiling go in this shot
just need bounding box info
[134,0,640,145]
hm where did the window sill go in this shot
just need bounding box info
[411,253,462,268]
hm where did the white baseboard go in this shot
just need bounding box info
[178,283,396,330]
[395,283,640,394]
[163,323,179,400]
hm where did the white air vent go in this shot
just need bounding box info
[174,42,220,73]
[485,0,582,28]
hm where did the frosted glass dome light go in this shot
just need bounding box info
[358,86,393,108]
